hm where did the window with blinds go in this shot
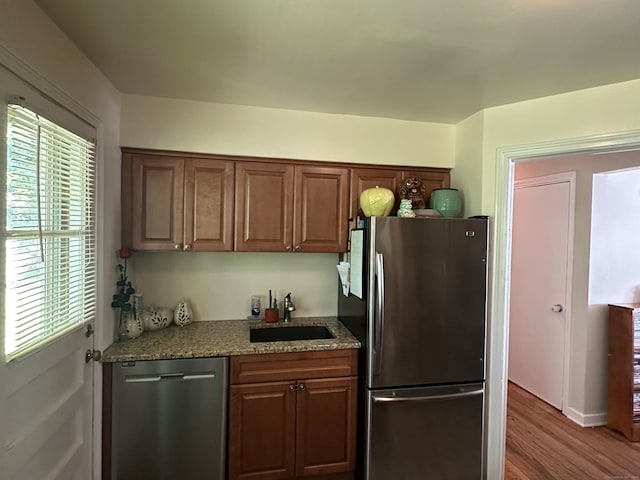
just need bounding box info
[4,103,96,361]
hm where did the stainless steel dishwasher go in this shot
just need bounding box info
[111,357,228,480]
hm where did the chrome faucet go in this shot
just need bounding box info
[283,292,296,323]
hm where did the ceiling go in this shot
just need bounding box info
[35,0,640,124]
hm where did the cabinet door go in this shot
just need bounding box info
[228,382,297,480]
[131,155,184,250]
[293,165,349,253]
[295,377,357,477]
[401,170,450,209]
[184,158,234,251]
[235,162,294,252]
[350,168,403,219]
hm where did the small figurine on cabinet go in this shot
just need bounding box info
[397,199,416,218]
[397,176,426,210]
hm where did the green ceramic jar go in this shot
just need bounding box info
[429,188,462,218]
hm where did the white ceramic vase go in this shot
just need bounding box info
[174,298,193,326]
[141,305,173,331]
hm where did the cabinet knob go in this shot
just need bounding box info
[289,384,298,391]
[298,383,305,390]
[294,245,301,251]
[174,244,182,250]
[184,244,192,251]
[286,245,293,251]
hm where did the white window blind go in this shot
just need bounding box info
[5,103,96,361]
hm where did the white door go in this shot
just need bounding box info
[1,330,94,480]
[508,172,575,410]
[0,65,96,480]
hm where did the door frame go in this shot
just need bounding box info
[486,130,640,480]
[511,172,576,412]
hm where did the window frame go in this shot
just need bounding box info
[4,101,97,361]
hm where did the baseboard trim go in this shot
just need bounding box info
[564,406,607,427]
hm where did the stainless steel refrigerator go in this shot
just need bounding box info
[338,216,488,480]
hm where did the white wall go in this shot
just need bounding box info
[482,79,640,215]
[121,94,456,321]
[133,252,339,321]
[121,94,455,167]
[452,110,484,217]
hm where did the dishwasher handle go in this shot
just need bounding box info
[125,372,216,383]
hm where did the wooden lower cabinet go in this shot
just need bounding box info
[295,377,357,477]
[228,351,358,480]
[229,381,298,480]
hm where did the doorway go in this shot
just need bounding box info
[485,131,640,480]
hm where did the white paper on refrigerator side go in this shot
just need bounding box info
[336,262,350,296]
[350,229,364,299]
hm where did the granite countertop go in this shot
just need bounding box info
[102,317,361,362]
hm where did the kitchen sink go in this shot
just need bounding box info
[250,325,335,343]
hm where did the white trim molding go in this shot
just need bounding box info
[564,407,608,428]
[485,129,640,480]
[0,42,99,127]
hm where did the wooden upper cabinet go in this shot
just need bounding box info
[184,158,234,251]
[235,162,349,253]
[350,167,450,218]
[350,168,403,219]
[124,151,234,251]
[130,154,184,251]
[294,165,349,253]
[235,162,294,252]
[123,148,451,253]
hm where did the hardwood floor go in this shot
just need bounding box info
[505,382,640,479]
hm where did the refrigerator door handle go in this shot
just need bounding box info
[374,252,385,375]
[372,388,483,403]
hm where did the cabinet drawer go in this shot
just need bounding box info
[231,349,358,385]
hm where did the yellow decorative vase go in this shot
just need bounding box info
[359,186,395,217]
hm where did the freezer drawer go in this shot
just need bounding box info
[111,357,228,480]
[364,383,484,480]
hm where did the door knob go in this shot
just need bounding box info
[551,304,564,313]
[85,349,102,363]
